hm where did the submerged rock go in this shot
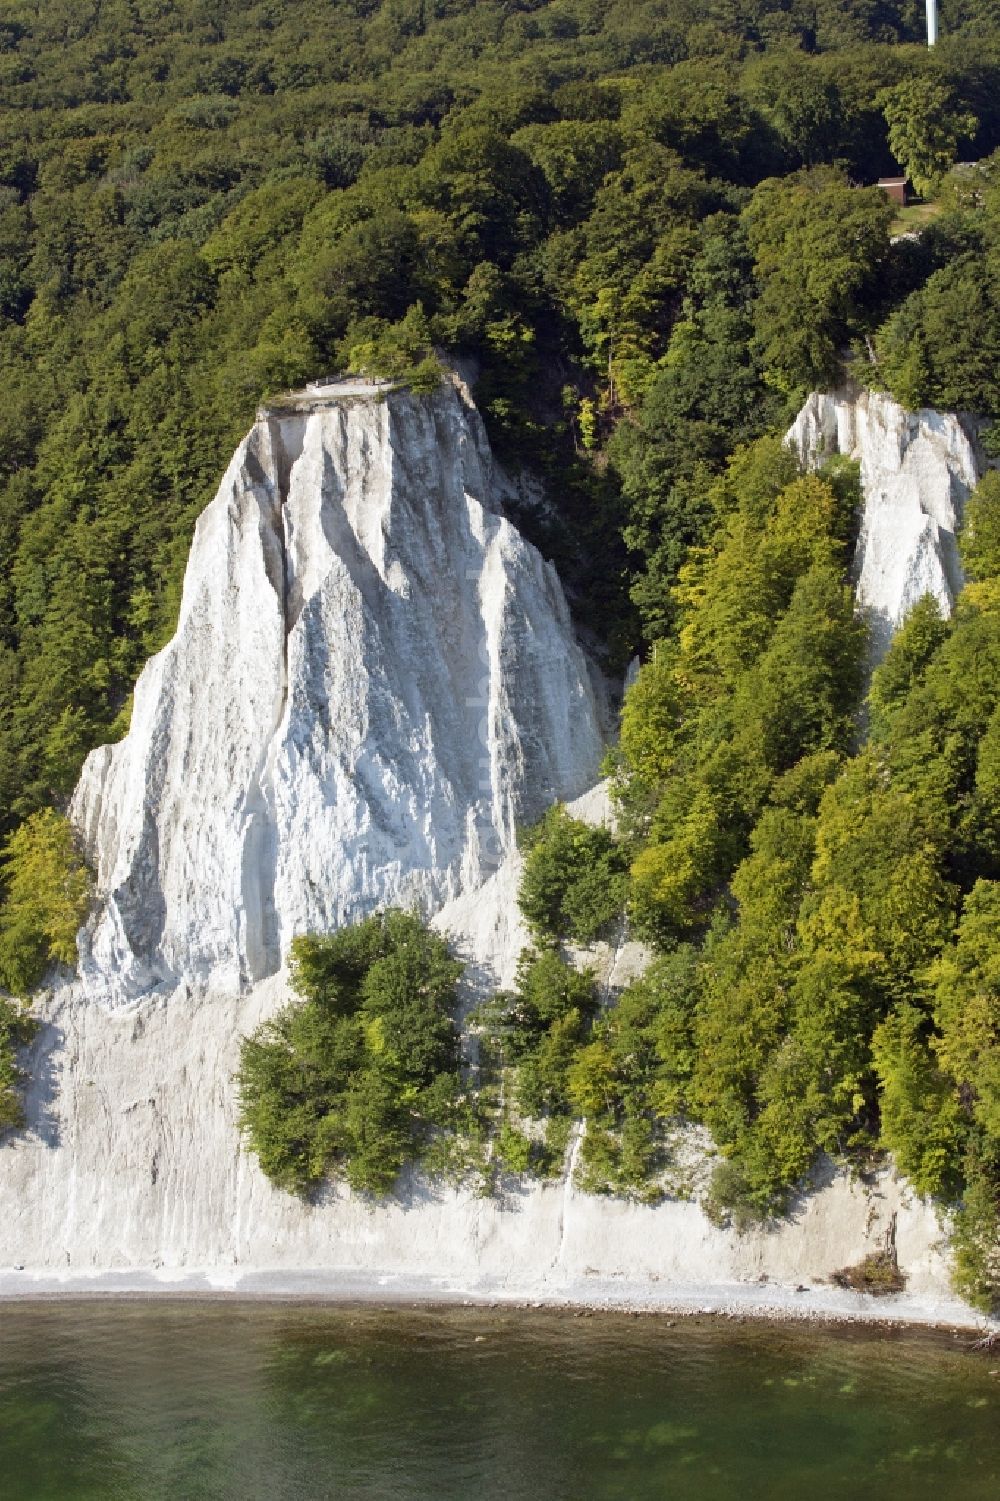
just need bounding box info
[71,376,606,1004]
[787,386,984,659]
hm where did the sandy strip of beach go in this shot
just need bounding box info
[1,1266,995,1338]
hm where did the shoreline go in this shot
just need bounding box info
[1,1268,995,1337]
[3,980,992,1346]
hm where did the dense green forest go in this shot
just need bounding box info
[2,0,1000,853]
[1,2,1000,1304]
[511,460,999,1307]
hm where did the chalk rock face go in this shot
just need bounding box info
[787,387,983,658]
[71,377,606,1004]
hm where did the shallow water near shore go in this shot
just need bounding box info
[0,1301,997,1500]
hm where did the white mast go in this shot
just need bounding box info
[926,0,938,46]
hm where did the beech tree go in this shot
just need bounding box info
[0,809,90,997]
[744,168,891,394]
[877,77,977,197]
[237,911,464,1196]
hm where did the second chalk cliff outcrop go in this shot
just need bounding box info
[787,386,983,657]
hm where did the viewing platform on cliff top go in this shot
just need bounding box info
[257,374,395,419]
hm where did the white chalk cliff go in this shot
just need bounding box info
[787,385,984,657]
[70,376,605,1005]
[0,378,988,1327]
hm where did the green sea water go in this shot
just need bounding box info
[0,1301,997,1500]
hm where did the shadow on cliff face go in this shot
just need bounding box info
[300,1143,539,1215]
[386,1160,537,1214]
[778,1154,842,1230]
[22,1015,63,1149]
[453,953,500,1015]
